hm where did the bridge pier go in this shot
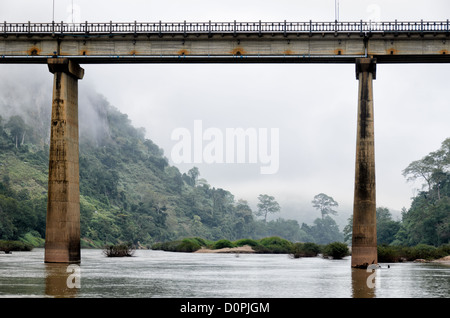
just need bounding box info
[351,58,378,268]
[45,58,84,263]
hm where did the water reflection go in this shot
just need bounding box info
[351,268,376,298]
[45,263,79,298]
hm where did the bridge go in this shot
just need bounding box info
[1,20,449,267]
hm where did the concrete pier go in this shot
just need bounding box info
[45,58,84,263]
[351,58,377,268]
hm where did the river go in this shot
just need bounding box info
[0,248,449,298]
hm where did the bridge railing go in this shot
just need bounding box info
[1,20,449,35]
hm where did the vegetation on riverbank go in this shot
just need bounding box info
[152,236,450,262]
[152,236,349,259]
[377,243,450,262]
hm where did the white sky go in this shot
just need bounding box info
[1,0,449,225]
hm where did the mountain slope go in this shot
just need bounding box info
[0,88,319,247]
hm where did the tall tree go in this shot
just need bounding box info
[187,166,200,186]
[312,193,338,219]
[403,138,450,200]
[5,115,27,148]
[256,194,280,222]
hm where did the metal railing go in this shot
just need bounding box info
[1,20,449,35]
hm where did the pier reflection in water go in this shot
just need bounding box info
[351,268,377,298]
[45,263,79,298]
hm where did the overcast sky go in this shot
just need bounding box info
[1,0,449,224]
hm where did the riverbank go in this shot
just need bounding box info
[432,255,450,264]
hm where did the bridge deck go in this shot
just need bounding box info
[1,21,450,64]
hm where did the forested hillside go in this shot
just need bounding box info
[0,91,322,247]
[0,87,448,249]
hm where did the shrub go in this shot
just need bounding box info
[377,244,401,262]
[436,243,450,258]
[212,239,235,249]
[233,238,260,247]
[151,239,202,252]
[411,244,438,260]
[0,240,33,253]
[290,242,321,258]
[255,236,293,254]
[377,244,450,262]
[178,239,202,252]
[103,242,135,257]
[189,237,212,247]
[323,242,349,259]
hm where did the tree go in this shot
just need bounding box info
[187,166,200,186]
[376,207,401,245]
[256,194,280,222]
[402,138,450,200]
[5,115,27,148]
[312,193,338,219]
[305,216,344,244]
[343,215,353,244]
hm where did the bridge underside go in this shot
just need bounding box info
[1,21,449,266]
[1,31,450,64]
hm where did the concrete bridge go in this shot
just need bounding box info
[1,20,449,267]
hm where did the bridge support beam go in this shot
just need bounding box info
[351,58,377,268]
[45,58,84,263]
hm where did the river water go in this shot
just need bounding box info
[0,248,449,298]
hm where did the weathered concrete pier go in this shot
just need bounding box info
[352,58,377,268]
[1,20,449,265]
[45,58,84,263]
